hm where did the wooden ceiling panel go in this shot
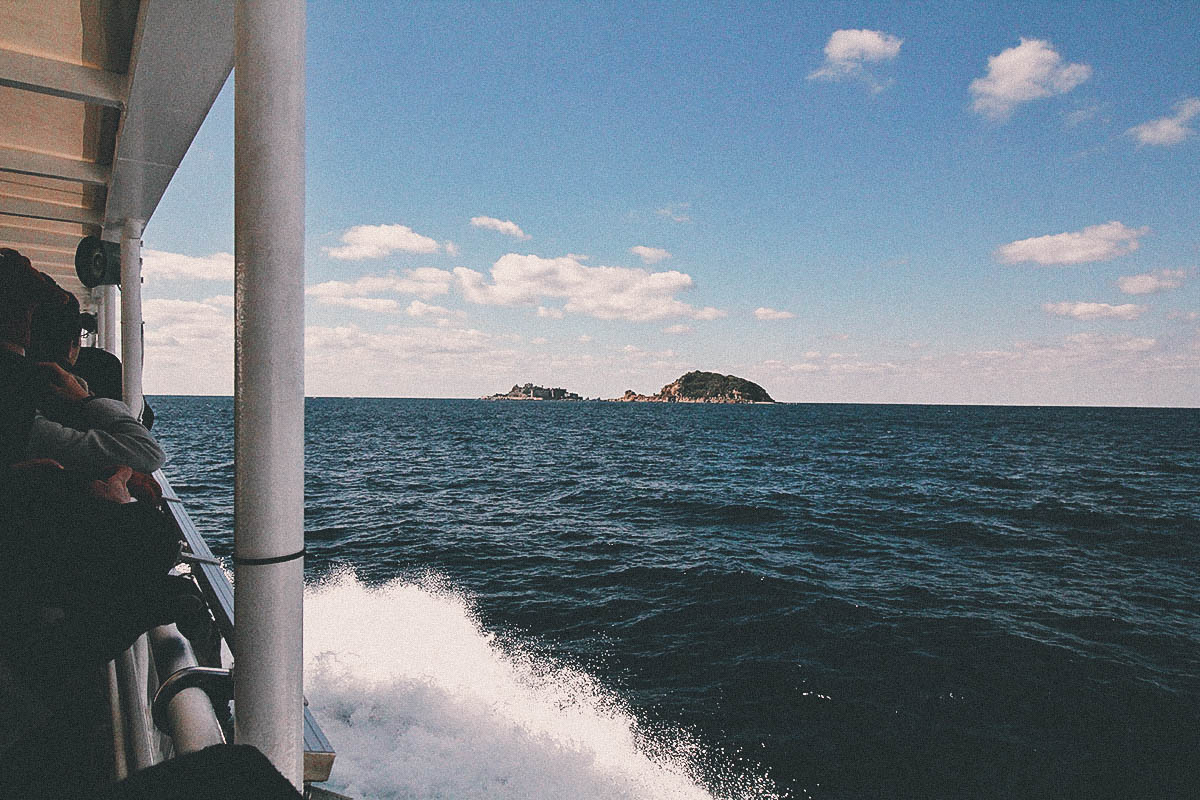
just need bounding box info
[0,0,139,72]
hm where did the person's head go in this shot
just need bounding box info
[29,289,83,366]
[0,248,64,351]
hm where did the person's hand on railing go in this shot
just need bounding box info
[88,464,136,504]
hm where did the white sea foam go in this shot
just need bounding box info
[304,569,783,800]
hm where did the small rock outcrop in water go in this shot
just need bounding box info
[613,371,774,404]
[483,383,583,401]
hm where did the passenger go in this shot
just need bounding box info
[19,273,163,474]
[72,311,156,429]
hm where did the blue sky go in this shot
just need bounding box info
[141,1,1198,405]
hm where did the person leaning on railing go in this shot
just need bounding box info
[25,286,163,473]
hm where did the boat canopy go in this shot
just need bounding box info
[0,0,234,303]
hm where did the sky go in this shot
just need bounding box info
[139,1,1199,405]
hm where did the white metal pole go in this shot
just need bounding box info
[120,219,144,418]
[233,0,306,788]
[100,284,119,354]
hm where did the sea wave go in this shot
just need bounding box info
[305,569,784,800]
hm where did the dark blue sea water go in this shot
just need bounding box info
[152,397,1200,799]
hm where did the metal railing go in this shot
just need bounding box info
[105,472,335,784]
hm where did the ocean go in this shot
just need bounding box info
[151,397,1199,799]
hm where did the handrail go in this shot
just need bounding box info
[153,470,336,783]
[147,626,227,754]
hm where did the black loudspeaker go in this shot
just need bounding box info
[74,236,122,288]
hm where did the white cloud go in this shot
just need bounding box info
[808,29,902,87]
[1117,269,1185,295]
[754,307,795,320]
[318,297,402,313]
[656,204,692,224]
[1167,310,1199,322]
[536,306,565,319]
[1127,98,1200,146]
[306,268,454,304]
[453,253,725,321]
[324,224,441,260]
[578,334,593,343]
[630,246,672,264]
[662,324,691,335]
[405,300,462,319]
[1043,301,1145,320]
[470,216,530,240]
[970,38,1091,120]
[444,241,460,257]
[995,221,1148,265]
[142,249,233,281]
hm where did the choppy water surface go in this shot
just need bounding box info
[153,398,1200,799]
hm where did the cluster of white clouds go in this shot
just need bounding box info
[1127,98,1200,146]
[807,29,1193,148]
[306,268,455,303]
[454,254,725,322]
[143,295,235,393]
[997,224,1186,330]
[995,221,1148,265]
[142,249,233,281]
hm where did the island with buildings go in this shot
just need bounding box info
[483,383,584,401]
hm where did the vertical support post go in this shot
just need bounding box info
[233,0,306,788]
[120,220,145,418]
[100,284,119,354]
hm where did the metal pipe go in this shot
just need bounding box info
[99,284,119,354]
[106,659,128,782]
[119,219,144,418]
[115,638,158,773]
[233,0,306,788]
[148,625,226,755]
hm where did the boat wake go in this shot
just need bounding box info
[304,569,784,800]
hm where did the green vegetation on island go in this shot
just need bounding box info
[616,371,774,404]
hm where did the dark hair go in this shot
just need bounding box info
[29,291,82,365]
[0,248,62,308]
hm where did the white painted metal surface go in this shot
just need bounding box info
[147,625,226,755]
[232,0,307,788]
[115,640,157,773]
[99,284,119,355]
[119,219,143,420]
[104,0,235,231]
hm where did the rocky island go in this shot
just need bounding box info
[483,383,583,401]
[613,371,774,404]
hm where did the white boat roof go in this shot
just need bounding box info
[0,0,233,305]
